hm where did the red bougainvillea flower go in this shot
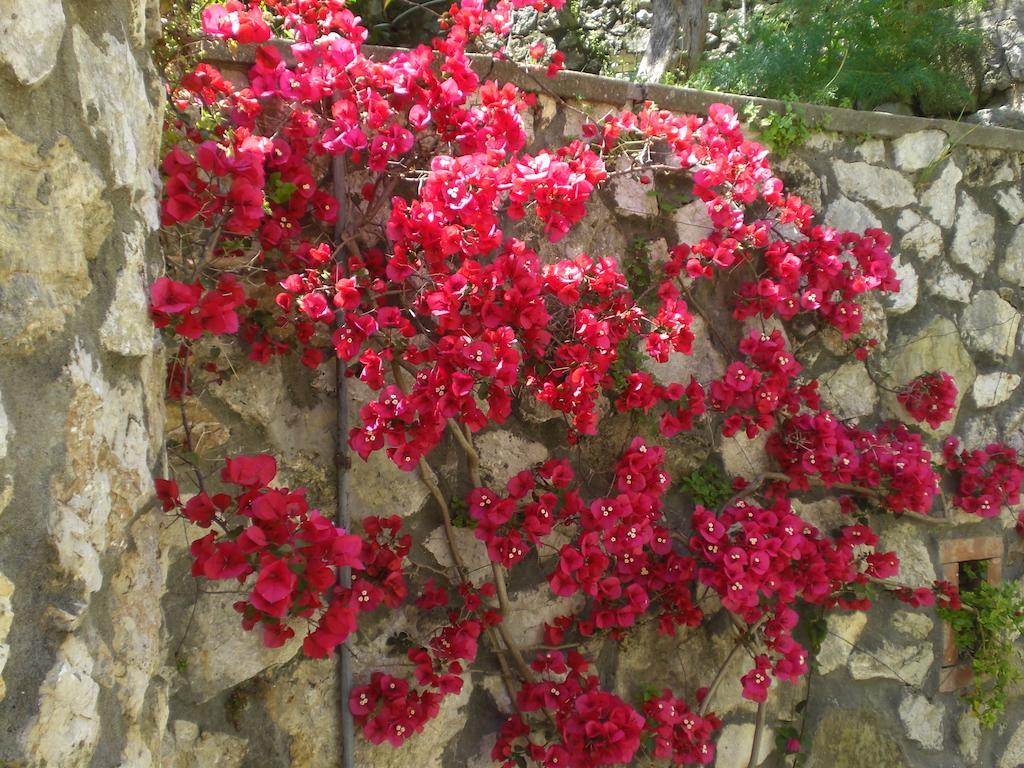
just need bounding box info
[897,371,958,429]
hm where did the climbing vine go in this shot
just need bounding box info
[153,0,1024,764]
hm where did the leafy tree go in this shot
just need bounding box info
[690,0,982,115]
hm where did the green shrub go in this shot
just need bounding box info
[689,0,982,115]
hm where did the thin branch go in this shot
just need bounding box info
[747,699,767,768]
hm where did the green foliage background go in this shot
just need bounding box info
[689,0,983,115]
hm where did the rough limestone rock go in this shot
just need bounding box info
[503,586,585,646]
[824,196,881,232]
[816,611,868,675]
[349,447,431,519]
[998,226,1024,288]
[805,709,905,768]
[71,27,159,195]
[880,317,976,436]
[714,723,775,768]
[162,721,247,768]
[100,225,156,356]
[49,344,152,594]
[24,636,101,766]
[897,209,921,231]
[833,161,915,209]
[673,199,714,244]
[424,525,493,587]
[175,587,303,704]
[892,130,948,172]
[0,572,12,700]
[973,372,1021,408]
[961,290,1021,359]
[958,710,981,764]
[950,193,996,276]
[476,430,549,488]
[0,387,8,461]
[891,610,934,641]
[996,187,1024,225]
[856,139,886,164]
[611,157,658,217]
[883,256,918,314]
[0,123,112,353]
[775,154,824,210]
[921,161,962,228]
[1000,721,1024,768]
[263,660,338,768]
[929,271,973,304]
[848,640,934,685]
[107,515,169,762]
[721,429,771,479]
[878,522,936,588]
[0,0,65,85]
[900,219,943,262]
[792,498,846,533]
[822,361,878,420]
[898,693,944,751]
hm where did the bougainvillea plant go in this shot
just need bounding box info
[154,0,1024,764]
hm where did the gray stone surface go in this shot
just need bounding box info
[1000,721,1024,768]
[805,709,906,768]
[848,640,934,685]
[0,0,65,86]
[884,256,918,314]
[891,610,934,641]
[823,362,878,420]
[0,4,164,764]
[816,611,868,675]
[900,219,943,262]
[825,196,882,232]
[973,372,1021,408]
[715,723,775,768]
[833,161,916,209]
[961,290,1021,359]
[998,226,1024,288]
[929,270,973,303]
[997,187,1024,225]
[898,693,944,751]
[892,130,948,172]
[921,161,962,228]
[0,124,112,354]
[950,193,996,275]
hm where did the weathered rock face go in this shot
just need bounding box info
[0,2,166,766]
[805,709,906,768]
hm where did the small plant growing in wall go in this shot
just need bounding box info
[741,104,812,159]
[151,1,1024,765]
[938,562,1024,728]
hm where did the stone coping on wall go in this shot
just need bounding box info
[204,41,1024,153]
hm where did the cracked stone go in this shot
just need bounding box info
[973,372,1021,408]
[961,290,1020,359]
[825,196,881,232]
[0,0,65,85]
[950,193,996,276]
[898,693,944,751]
[921,160,962,228]
[833,160,915,208]
[892,130,948,172]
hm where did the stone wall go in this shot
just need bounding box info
[0,0,166,765]
[153,54,1024,768]
[3,15,1024,766]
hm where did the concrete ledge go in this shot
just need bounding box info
[203,41,1024,153]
